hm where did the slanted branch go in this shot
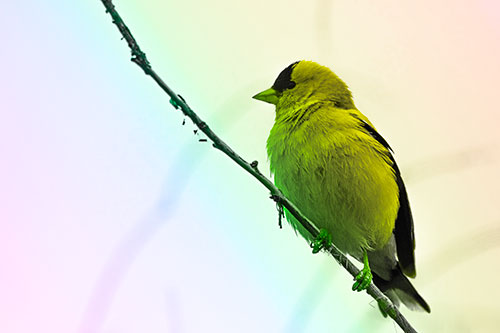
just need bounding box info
[99,1,418,332]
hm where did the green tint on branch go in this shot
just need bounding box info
[101,2,422,330]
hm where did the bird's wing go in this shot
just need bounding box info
[356,117,417,278]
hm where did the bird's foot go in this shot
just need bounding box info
[352,266,372,291]
[310,228,332,254]
[352,251,372,292]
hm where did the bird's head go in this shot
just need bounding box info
[253,60,355,111]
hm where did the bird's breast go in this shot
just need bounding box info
[266,110,399,256]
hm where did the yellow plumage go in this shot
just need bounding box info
[267,103,399,259]
[253,60,430,313]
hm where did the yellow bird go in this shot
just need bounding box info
[253,61,430,313]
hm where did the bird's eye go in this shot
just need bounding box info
[288,81,296,89]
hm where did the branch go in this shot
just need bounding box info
[99,1,418,332]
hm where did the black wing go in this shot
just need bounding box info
[359,120,416,278]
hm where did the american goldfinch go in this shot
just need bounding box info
[253,60,430,313]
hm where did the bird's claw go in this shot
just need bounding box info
[352,266,372,292]
[310,228,332,254]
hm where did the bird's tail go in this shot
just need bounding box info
[372,265,431,314]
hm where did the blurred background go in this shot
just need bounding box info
[1,0,499,332]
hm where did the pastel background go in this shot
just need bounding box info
[1,1,499,332]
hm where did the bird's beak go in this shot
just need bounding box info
[252,88,279,105]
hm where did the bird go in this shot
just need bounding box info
[252,60,430,314]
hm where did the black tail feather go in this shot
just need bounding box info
[372,265,430,313]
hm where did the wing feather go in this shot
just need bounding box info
[358,119,416,278]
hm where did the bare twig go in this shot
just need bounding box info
[99,1,418,332]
